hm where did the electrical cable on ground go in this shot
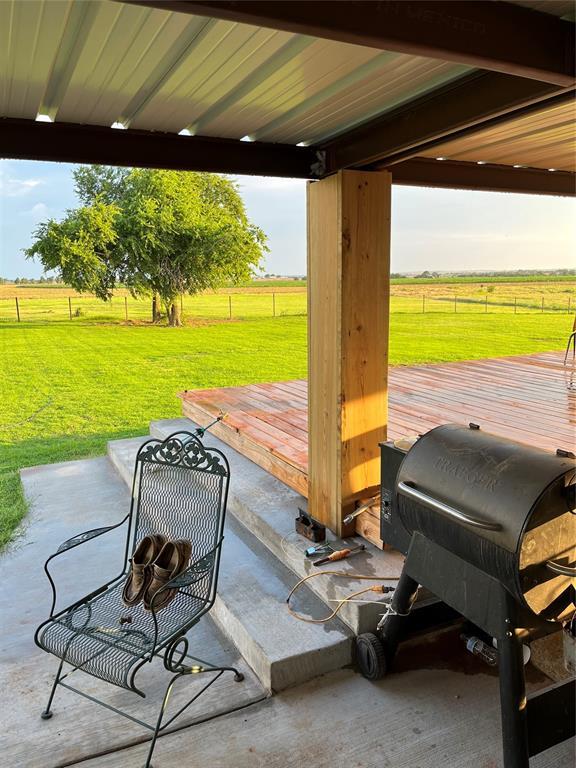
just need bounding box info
[286,569,399,624]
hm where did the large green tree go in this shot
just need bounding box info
[27,167,268,325]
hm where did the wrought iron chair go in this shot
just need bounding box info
[35,431,243,768]
[564,314,576,365]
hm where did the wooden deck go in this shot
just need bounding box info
[180,350,575,503]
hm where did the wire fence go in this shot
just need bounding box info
[0,291,574,323]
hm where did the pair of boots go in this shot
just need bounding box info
[122,534,192,611]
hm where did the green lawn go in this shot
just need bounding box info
[0,312,570,548]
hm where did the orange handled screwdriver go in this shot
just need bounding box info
[313,544,366,567]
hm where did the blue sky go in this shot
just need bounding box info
[1,159,574,279]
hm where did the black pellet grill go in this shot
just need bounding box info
[357,424,575,768]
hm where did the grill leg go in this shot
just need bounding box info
[378,570,419,667]
[498,629,529,768]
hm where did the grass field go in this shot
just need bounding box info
[1,310,572,549]
[1,277,574,322]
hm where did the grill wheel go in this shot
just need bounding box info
[355,632,388,680]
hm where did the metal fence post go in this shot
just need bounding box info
[68,296,73,320]
[15,297,20,322]
[229,295,232,319]
[125,296,128,321]
[272,292,276,317]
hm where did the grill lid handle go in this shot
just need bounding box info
[397,481,502,531]
[546,560,576,577]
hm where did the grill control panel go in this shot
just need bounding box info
[379,441,411,555]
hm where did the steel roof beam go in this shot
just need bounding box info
[0,118,320,178]
[121,1,576,87]
[119,17,218,128]
[320,73,572,171]
[38,1,101,120]
[391,157,575,196]
[188,35,313,136]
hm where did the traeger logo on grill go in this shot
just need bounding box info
[434,456,501,492]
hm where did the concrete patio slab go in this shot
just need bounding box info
[11,457,266,768]
[71,665,575,768]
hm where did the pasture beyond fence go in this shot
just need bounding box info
[1,290,575,323]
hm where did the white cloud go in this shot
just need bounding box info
[21,202,50,220]
[0,170,44,197]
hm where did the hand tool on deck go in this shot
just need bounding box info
[342,495,380,526]
[305,543,333,558]
[312,544,366,567]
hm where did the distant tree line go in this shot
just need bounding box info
[392,269,575,279]
[2,275,64,284]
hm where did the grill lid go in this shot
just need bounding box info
[396,424,575,554]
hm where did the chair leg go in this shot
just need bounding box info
[41,656,66,719]
[564,332,576,365]
[143,664,244,768]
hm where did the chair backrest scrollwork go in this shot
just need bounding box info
[131,432,230,573]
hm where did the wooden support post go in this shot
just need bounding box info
[307,170,391,536]
[272,292,276,317]
[228,295,232,319]
[68,296,72,320]
[124,296,128,321]
[15,297,20,322]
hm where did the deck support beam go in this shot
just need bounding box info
[307,170,391,536]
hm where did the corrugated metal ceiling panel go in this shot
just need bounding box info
[0,0,70,119]
[0,0,470,145]
[506,1,575,18]
[420,99,576,171]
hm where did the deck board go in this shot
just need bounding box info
[180,351,575,499]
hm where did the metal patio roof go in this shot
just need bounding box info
[1,0,469,141]
[0,0,574,195]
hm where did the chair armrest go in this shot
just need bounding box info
[44,514,129,618]
[147,538,224,655]
[164,543,223,590]
[54,521,126,556]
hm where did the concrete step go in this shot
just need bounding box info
[107,436,352,692]
[148,419,404,635]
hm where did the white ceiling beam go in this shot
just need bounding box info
[38,0,101,121]
[187,35,313,136]
[118,17,218,127]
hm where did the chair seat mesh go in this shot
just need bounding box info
[36,577,210,690]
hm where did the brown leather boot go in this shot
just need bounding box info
[144,539,193,612]
[122,534,167,607]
